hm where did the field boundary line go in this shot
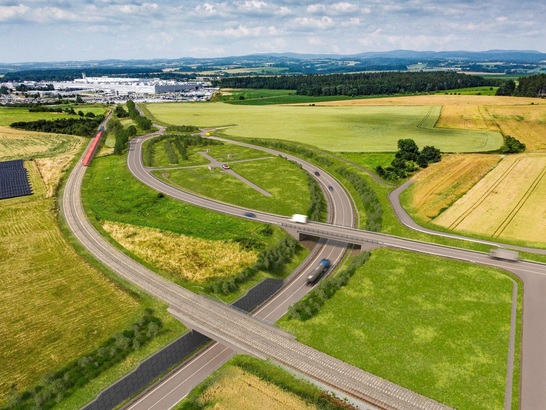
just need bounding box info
[447,158,521,230]
[492,165,546,238]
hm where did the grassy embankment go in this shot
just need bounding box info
[279,248,522,410]
[81,152,309,301]
[148,138,314,216]
[177,355,354,410]
[0,107,184,408]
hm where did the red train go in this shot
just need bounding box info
[82,126,105,166]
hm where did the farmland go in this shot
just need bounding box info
[432,154,546,246]
[144,102,503,153]
[279,248,521,410]
[403,154,502,222]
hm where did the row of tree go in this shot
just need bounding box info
[219,72,493,97]
[126,100,152,131]
[496,74,546,97]
[10,116,104,137]
[287,252,370,321]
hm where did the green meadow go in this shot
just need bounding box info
[144,102,503,153]
[279,248,521,410]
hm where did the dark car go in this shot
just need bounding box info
[314,171,320,176]
[244,212,256,218]
[328,185,334,191]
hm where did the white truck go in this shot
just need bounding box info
[290,214,308,224]
[489,248,519,261]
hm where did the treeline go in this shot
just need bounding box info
[219,72,492,96]
[5,310,162,410]
[496,73,546,97]
[28,106,76,114]
[107,117,137,155]
[288,252,370,321]
[208,232,298,295]
[10,116,104,137]
[306,173,326,222]
[376,139,441,181]
[247,138,334,167]
[126,100,152,131]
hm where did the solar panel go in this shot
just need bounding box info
[0,160,33,200]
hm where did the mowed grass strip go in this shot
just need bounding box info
[278,249,521,410]
[103,221,258,283]
[433,154,546,245]
[404,154,502,221]
[0,196,141,402]
[156,156,311,216]
[145,102,502,153]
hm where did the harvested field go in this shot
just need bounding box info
[486,105,546,152]
[103,221,258,282]
[194,366,316,410]
[0,126,83,160]
[0,196,140,402]
[34,154,75,197]
[433,154,546,245]
[407,154,502,221]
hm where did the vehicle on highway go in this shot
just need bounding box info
[290,214,308,224]
[244,212,256,218]
[222,164,230,170]
[314,171,320,176]
[328,185,334,191]
[489,248,519,261]
[307,259,330,284]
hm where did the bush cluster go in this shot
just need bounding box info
[163,140,178,164]
[6,309,162,410]
[376,139,441,181]
[166,125,200,133]
[288,252,370,321]
[10,116,105,137]
[28,105,76,114]
[500,135,526,154]
[336,167,382,231]
[207,234,298,295]
[306,173,325,221]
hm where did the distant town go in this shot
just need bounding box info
[0,74,218,104]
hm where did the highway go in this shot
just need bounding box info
[64,127,546,409]
[125,131,546,409]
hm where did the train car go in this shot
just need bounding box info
[82,128,105,166]
[307,259,330,284]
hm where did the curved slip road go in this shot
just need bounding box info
[127,132,546,409]
[65,133,453,409]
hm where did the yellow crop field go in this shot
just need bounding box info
[103,221,258,282]
[195,366,316,410]
[432,154,546,245]
[407,154,502,221]
[0,126,83,160]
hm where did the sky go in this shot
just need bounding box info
[1,0,545,63]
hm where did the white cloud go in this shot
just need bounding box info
[292,16,334,29]
[0,4,30,21]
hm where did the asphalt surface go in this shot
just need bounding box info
[63,127,546,409]
[126,131,546,409]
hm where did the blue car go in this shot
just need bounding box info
[244,212,256,218]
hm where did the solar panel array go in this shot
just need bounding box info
[0,160,33,200]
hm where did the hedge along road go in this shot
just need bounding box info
[126,129,540,409]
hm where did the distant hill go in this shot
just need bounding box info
[1,50,545,78]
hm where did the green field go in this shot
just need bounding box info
[156,156,311,216]
[0,105,106,126]
[145,102,503,152]
[279,249,521,409]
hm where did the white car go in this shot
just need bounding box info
[222,164,230,170]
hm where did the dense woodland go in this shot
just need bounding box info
[496,73,546,97]
[218,72,493,96]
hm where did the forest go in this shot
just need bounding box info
[217,71,493,96]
